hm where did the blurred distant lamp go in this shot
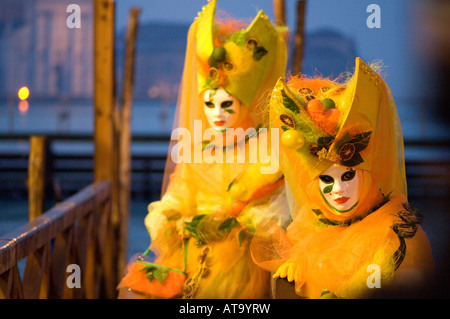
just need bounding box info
[18,100,29,114]
[18,86,30,100]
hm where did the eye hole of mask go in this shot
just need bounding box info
[341,170,356,182]
[221,100,233,108]
[319,175,334,184]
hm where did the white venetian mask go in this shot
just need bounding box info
[203,87,241,131]
[318,163,359,213]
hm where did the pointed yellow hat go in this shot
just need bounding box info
[270,57,407,204]
[195,0,286,107]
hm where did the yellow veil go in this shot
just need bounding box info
[162,0,287,194]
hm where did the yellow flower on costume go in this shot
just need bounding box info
[317,148,328,161]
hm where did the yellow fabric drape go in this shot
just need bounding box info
[118,0,288,299]
[252,193,434,299]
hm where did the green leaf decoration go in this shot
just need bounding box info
[333,131,352,153]
[323,184,333,194]
[342,151,364,167]
[204,77,217,88]
[153,267,169,283]
[218,218,239,233]
[224,108,235,114]
[229,30,246,46]
[227,179,235,192]
[208,46,226,68]
[350,131,372,152]
[212,46,226,61]
[184,214,208,247]
[318,135,335,150]
[185,214,206,228]
[208,58,218,69]
[238,229,247,247]
[140,265,169,284]
[281,125,289,132]
[253,46,268,61]
[281,89,300,114]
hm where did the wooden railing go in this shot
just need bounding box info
[0,181,115,299]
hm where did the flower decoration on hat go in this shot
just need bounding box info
[195,0,284,108]
[270,61,378,170]
[269,57,408,210]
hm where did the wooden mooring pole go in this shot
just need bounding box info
[93,0,141,294]
[93,0,116,193]
[93,0,119,296]
[117,7,141,283]
[25,136,50,298]
[292,0,306,74]
[28,136,47,220]
[273,0,286,27]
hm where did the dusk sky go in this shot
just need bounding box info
[114,0,426,100]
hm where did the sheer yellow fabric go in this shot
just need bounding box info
[252,193,434,299]
[118,0,288,299]
[138,132,290,298]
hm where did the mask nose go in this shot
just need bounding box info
[213,104,224,118]
[333,180,345,195]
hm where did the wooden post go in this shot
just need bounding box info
[28,136,46,220]
[292,0,307,74]
[93,0,119,292]
[93,0,116,182]
[25,136,50,298]
[117,7,141,281]
[273,0,286,27]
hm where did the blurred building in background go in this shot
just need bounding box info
[301,28,357,78]
[0,0,362,105]
[116,22,187,103]
[0,0,93,101]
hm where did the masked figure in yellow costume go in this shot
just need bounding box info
[251,58,434,299]
[117,0,288,299]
